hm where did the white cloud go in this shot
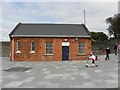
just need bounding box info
[1,2,118,41]
[2,0,118,2]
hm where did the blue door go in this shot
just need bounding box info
[62,46,69,61]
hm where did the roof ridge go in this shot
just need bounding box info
[20,23,83,25]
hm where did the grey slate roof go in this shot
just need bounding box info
[9,23,91,38]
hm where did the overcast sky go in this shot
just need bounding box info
[1,0,119,41]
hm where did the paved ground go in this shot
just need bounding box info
[0,57,2,89]
[1,54,119,88]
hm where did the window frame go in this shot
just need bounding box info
[78,42,86,55]
[16,40,21,53]
[16,40,20,51]
[45,41,53,54]
[31,41,35,51]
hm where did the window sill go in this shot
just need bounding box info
[30,51,35,53]
[16,51,21,53]
[77,53,86,56]
[44,54,54,56]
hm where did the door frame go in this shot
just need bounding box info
[62,42,70,61]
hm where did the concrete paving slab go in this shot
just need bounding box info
[46,83,60,88]
[4,81,23,88]
[0,57,2,90]
[1,54,118,88]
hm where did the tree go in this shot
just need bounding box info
[105,14,120,38]
[91,32,108,41]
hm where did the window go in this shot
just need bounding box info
[17,41,20,51]
[78,42,86,54]
[46,42,53,54]
[31,41,35,51]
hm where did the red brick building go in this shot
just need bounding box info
[9,23,91,61]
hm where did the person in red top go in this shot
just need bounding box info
[95,56,99,61]
[86,52,98,67]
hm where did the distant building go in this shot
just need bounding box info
[9,23,91,61]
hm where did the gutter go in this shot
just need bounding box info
[10,35,91,38]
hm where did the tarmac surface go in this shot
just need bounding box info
[1,54,119,88]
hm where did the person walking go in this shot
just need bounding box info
[114,43,118,55]
[117,41,120,60]
[105,47,110,60]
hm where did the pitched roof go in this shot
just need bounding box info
[9,23,91,38]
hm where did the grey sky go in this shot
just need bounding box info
[1,1,118,41]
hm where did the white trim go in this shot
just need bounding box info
[11,35,91,38]
[62,42,70,46]
[44,54,54,56]
[16,51,21,53]
[30,51,35,53]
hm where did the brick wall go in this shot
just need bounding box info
[10,37,91,61]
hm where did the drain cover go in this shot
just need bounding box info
[3,67,31,72]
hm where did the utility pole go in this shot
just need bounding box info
[84,9,86,25]
[118,1,120,14]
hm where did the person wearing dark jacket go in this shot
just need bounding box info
[114,43,117,55]
[105,47,110,60]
